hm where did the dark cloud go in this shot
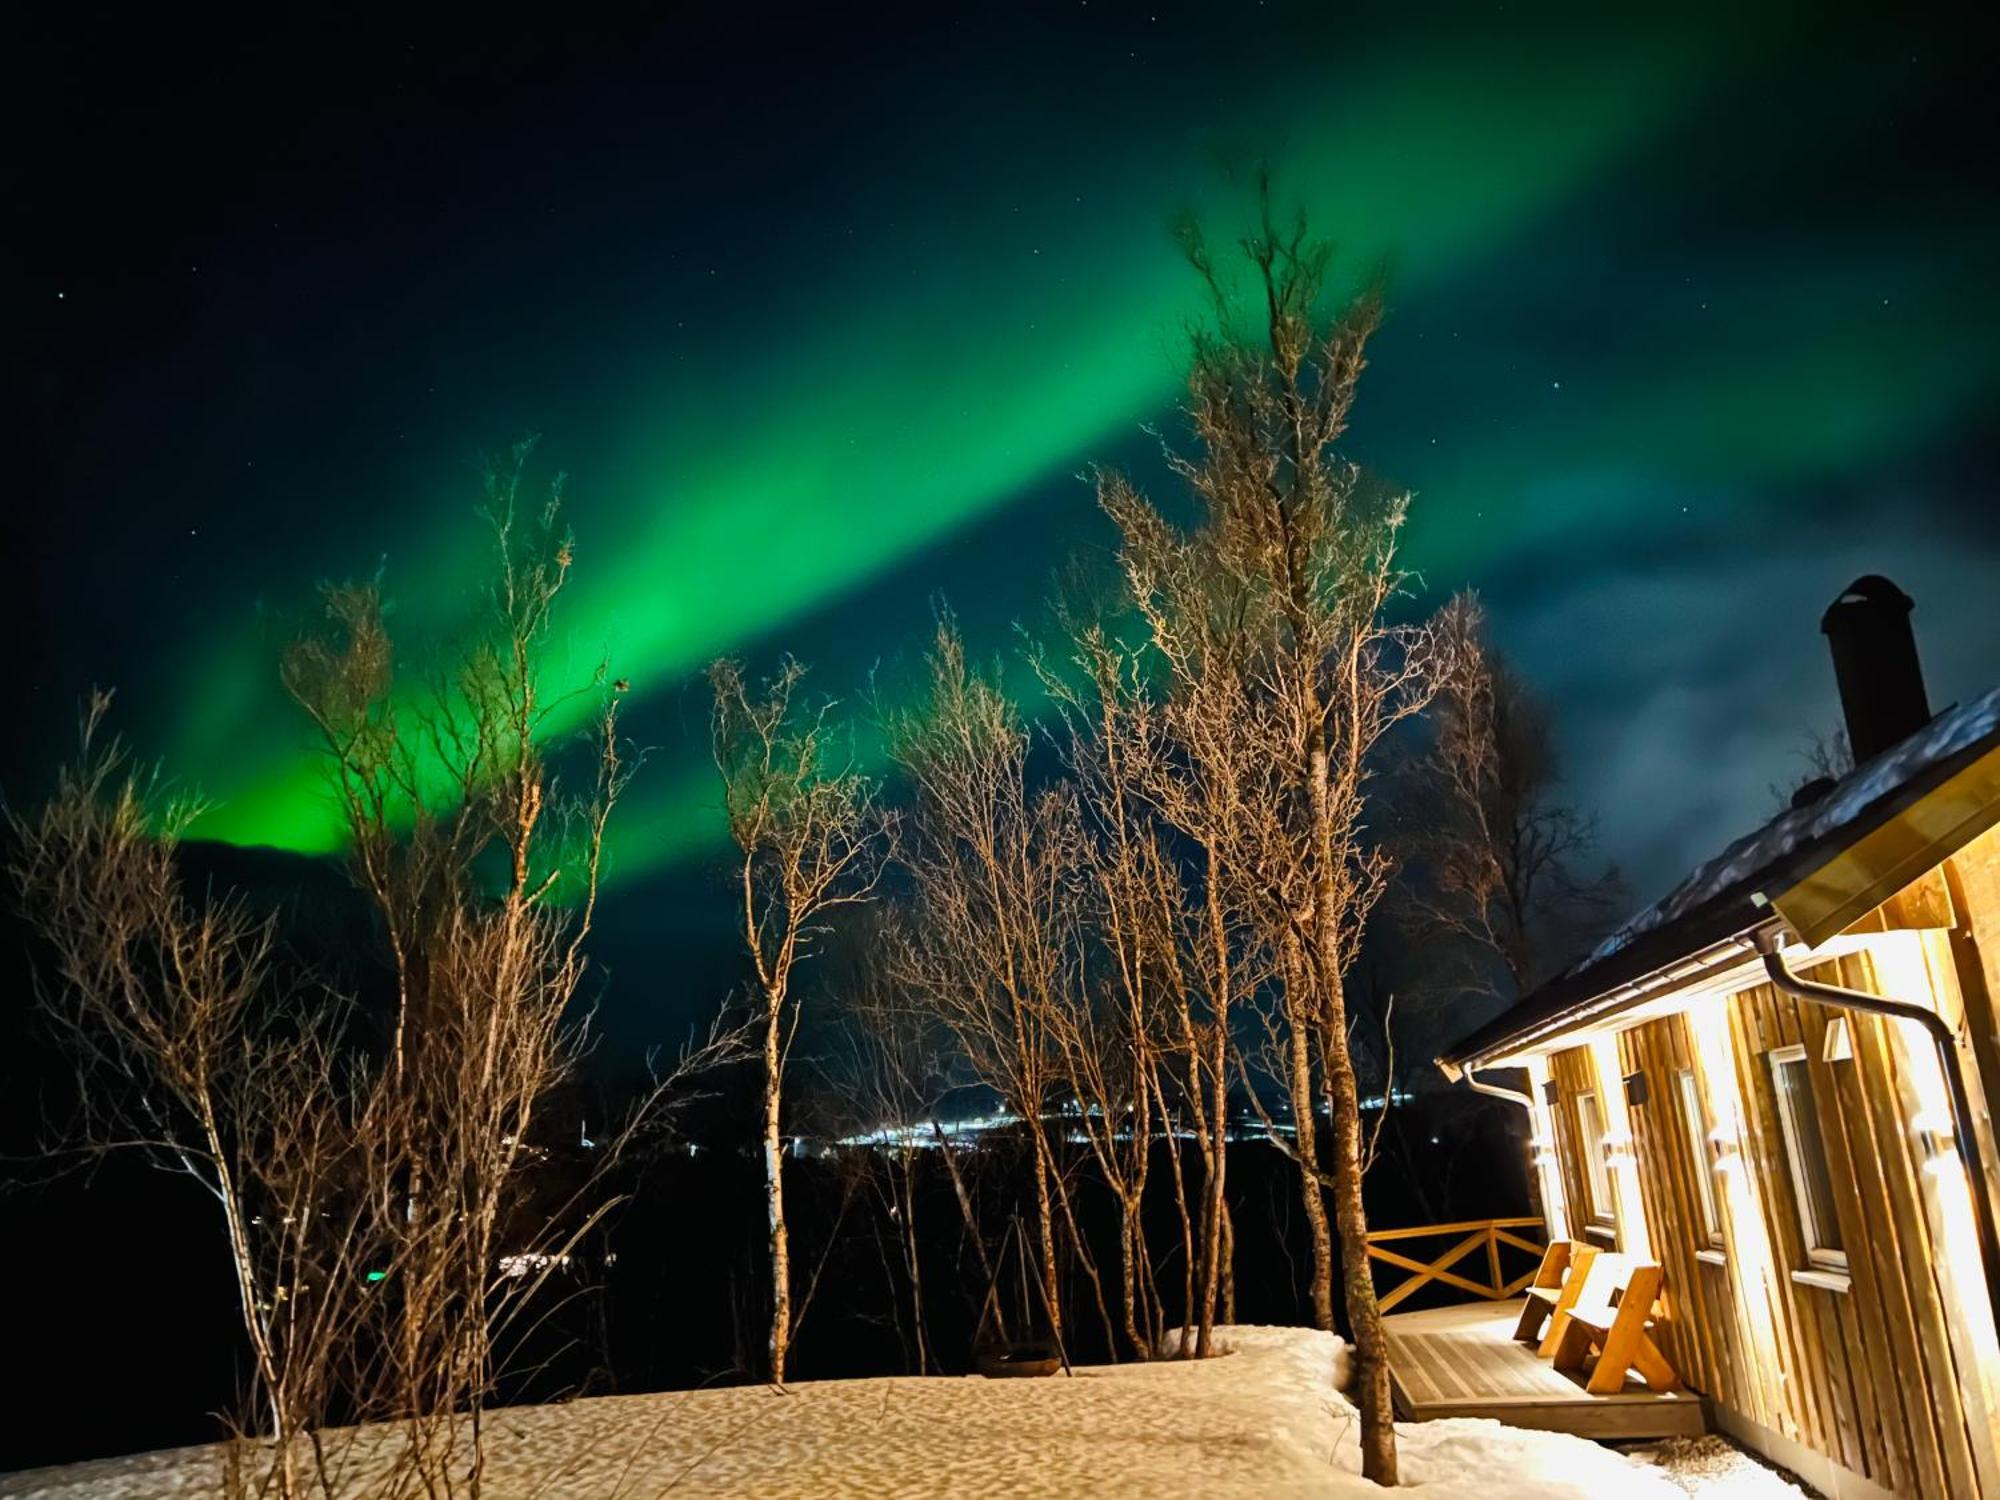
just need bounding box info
[1496,514,1998,905]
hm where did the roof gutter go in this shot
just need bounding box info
[1753,927,2000,1346]
[1438,926,1765,1078]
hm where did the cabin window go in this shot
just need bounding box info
[1675,1068,1724,1249]
[1575,1089,1615,1227]
[1768,1046,1846,1270]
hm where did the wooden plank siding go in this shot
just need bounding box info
[1939,826,2000,1497]
[1616,1017,1746,1420]
[1944,824,2000,1270]
[1543,948,2000,1498]
[1735,969,1887,1486]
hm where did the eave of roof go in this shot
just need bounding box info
[1437,682,2000,1074]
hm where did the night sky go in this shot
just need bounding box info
[16,4,1999,1055]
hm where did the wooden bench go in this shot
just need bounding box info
[1513,1240,1593,1348]
[1546,1252,1682,1395]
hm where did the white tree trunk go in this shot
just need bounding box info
[764,993,790,1384]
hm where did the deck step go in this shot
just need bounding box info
[1384,1297,1706,1441]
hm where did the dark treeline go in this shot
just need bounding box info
[0,938,1529,1473]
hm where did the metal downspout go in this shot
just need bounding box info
[1465,1066,1558,1236]
[1753,927,2000,1345]
[1464,1067,1533,1110]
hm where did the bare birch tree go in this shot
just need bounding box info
[280,440,732,1493]
[19,448,736,1497]
[1095,196,1449,1482]
[1234,926,1338,1332]
[9,697,366,1499]
[1088,460,1288,1359]
[1409,593,1623,1003]
[883,614,1082,1353]
[1036,606,1199,1358]
[708,656,884,1385]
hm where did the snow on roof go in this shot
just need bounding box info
[1585,681,2000,965]
[1439,681,2000,1070]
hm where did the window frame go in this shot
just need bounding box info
[1674,1067,1725,1251]
[1767,1044,1848,1273]
[1574,1088,1616,1230]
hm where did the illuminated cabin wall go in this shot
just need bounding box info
[1946,821,2000,1226]
[1614,1008,1747,1413]
[1939,824,2000,1498]
[1535,945,2000,1500]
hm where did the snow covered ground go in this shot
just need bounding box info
[2,1326,1699,1499]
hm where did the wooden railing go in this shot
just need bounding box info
[1363,1216,1546,1313]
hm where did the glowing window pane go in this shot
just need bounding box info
[1576,1089,1614,1226]
[1676,1068,1723,1248]
[1769,1047,1845,1268]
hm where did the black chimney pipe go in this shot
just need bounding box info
[1820,575,1932,764]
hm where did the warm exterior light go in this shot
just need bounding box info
[1913,1111,1956,1166]
[1708,1123,1746,1176]
[1526,1055,1570,1242]
[1821,1015,1853,1062]
[1591,1036,1651,1256]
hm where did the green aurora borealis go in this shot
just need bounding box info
[23,4,2000,918]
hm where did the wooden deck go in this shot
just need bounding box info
[1383,1298,1707,1440]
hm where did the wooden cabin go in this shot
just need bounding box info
[1437,578,2000,1500]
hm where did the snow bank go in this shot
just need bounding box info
[0,1326,1685,1499]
